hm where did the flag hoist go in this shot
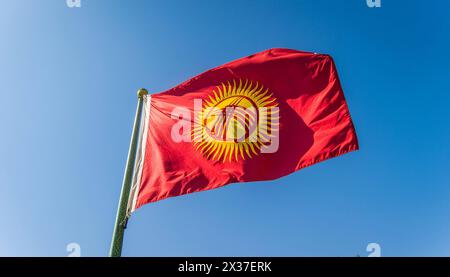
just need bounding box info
[109,88,148,257]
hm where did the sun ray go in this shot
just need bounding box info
[192,79,279,162]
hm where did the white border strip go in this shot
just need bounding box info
[127,95,151,214]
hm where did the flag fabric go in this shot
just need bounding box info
[128,48,358,212]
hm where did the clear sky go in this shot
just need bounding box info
[0,0,449,257]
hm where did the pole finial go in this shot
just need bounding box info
[137,88,148,98]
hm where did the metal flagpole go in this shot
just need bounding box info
[109,88,148,257]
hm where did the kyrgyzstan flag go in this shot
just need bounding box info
[128,48,358,212]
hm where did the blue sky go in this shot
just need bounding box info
[0,0,449,257]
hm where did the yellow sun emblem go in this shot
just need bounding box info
[192,79,279,162]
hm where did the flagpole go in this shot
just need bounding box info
[109,88,148,257]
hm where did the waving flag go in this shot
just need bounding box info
[128,48,358,212]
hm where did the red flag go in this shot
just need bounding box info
[128,48,358,212]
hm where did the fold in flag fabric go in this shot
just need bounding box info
[128,48,358,213]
